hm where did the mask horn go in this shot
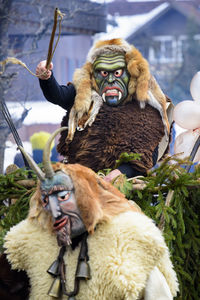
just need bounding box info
[42,127,68,179]
[18,146,45,181]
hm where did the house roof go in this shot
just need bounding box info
[96,0,200,41]
[107,0,163,16]
[107,0,200,17]
[172,2,200,26]
[95,2,170,40]
[8,0,107,36]
[127,1,200,40]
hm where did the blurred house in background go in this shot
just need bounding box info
[105,0,200,104]
[3,0,106,170]
[3,0,200,169]
[5,0,106,139]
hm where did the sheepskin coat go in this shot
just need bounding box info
[57,99,164,173]
[5,211,178,300]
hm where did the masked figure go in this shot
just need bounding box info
[1,128,178,300]
[93,53,130,106]
[37,38,173,177]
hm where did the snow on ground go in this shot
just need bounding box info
[4,101,66,172]
[4,141,32,172]
[7,101,66,125]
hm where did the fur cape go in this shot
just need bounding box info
[4,163,178,300]
[66,38,171,144]
[57,99,165,174]
[4,212,178,300]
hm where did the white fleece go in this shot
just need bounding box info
[145,267,173,300]
[4,211,178,300]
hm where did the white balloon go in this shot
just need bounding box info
[173,100,200,129]
[190,71,200,102]
[174,129,200,163]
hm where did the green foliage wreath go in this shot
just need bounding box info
[0,156,200,300]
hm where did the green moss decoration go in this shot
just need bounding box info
[0,156,200,299]
[0,168,37,251]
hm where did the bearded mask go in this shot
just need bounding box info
[40,171,86,247]
[66,38,172,144]
[19,128,86,247]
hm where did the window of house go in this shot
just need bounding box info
[149,34,200,64]
[178,34,200,62]
[194,34,200,44]
[152,40,162,60]
[163,40,173,59]
[149,36,176,63]
[180,37,188,54]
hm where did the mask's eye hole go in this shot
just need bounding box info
[42,195,49,207]
[100,70,108,77]
[114,69,123,77]
[57,191,70,202]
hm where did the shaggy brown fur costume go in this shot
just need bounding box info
[57,98,164,174]
[57,38,172,174]
[67,38,170,142]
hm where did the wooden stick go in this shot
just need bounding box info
[45,8,65,70]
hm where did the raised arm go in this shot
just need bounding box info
[36,60,76,110]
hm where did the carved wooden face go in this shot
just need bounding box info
[40,171,86,246]
[93,53,130,106]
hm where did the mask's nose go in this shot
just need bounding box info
[107,72,115,83]
[48,195,62,219]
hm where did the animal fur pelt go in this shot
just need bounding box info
[67,38,170,142]
[4,163,178,300]
[57,99,165,174]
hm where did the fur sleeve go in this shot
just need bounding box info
[110,212,167,299]
[4,220,33,271]
[92,211,178,299]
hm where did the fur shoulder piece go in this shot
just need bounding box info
[67,38,171,143]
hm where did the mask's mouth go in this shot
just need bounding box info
[54,213,86,246]
[53,216,68,231]
[102,87,123,106]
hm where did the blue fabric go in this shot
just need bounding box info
[39,73,76,110]
[14,153,25,168]
[32,147,59,164]
[32,149,43,164]
[51,146,59,162]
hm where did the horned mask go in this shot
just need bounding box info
[19,127,138,298]
[19,127,87,247]
[19,127,136,244]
